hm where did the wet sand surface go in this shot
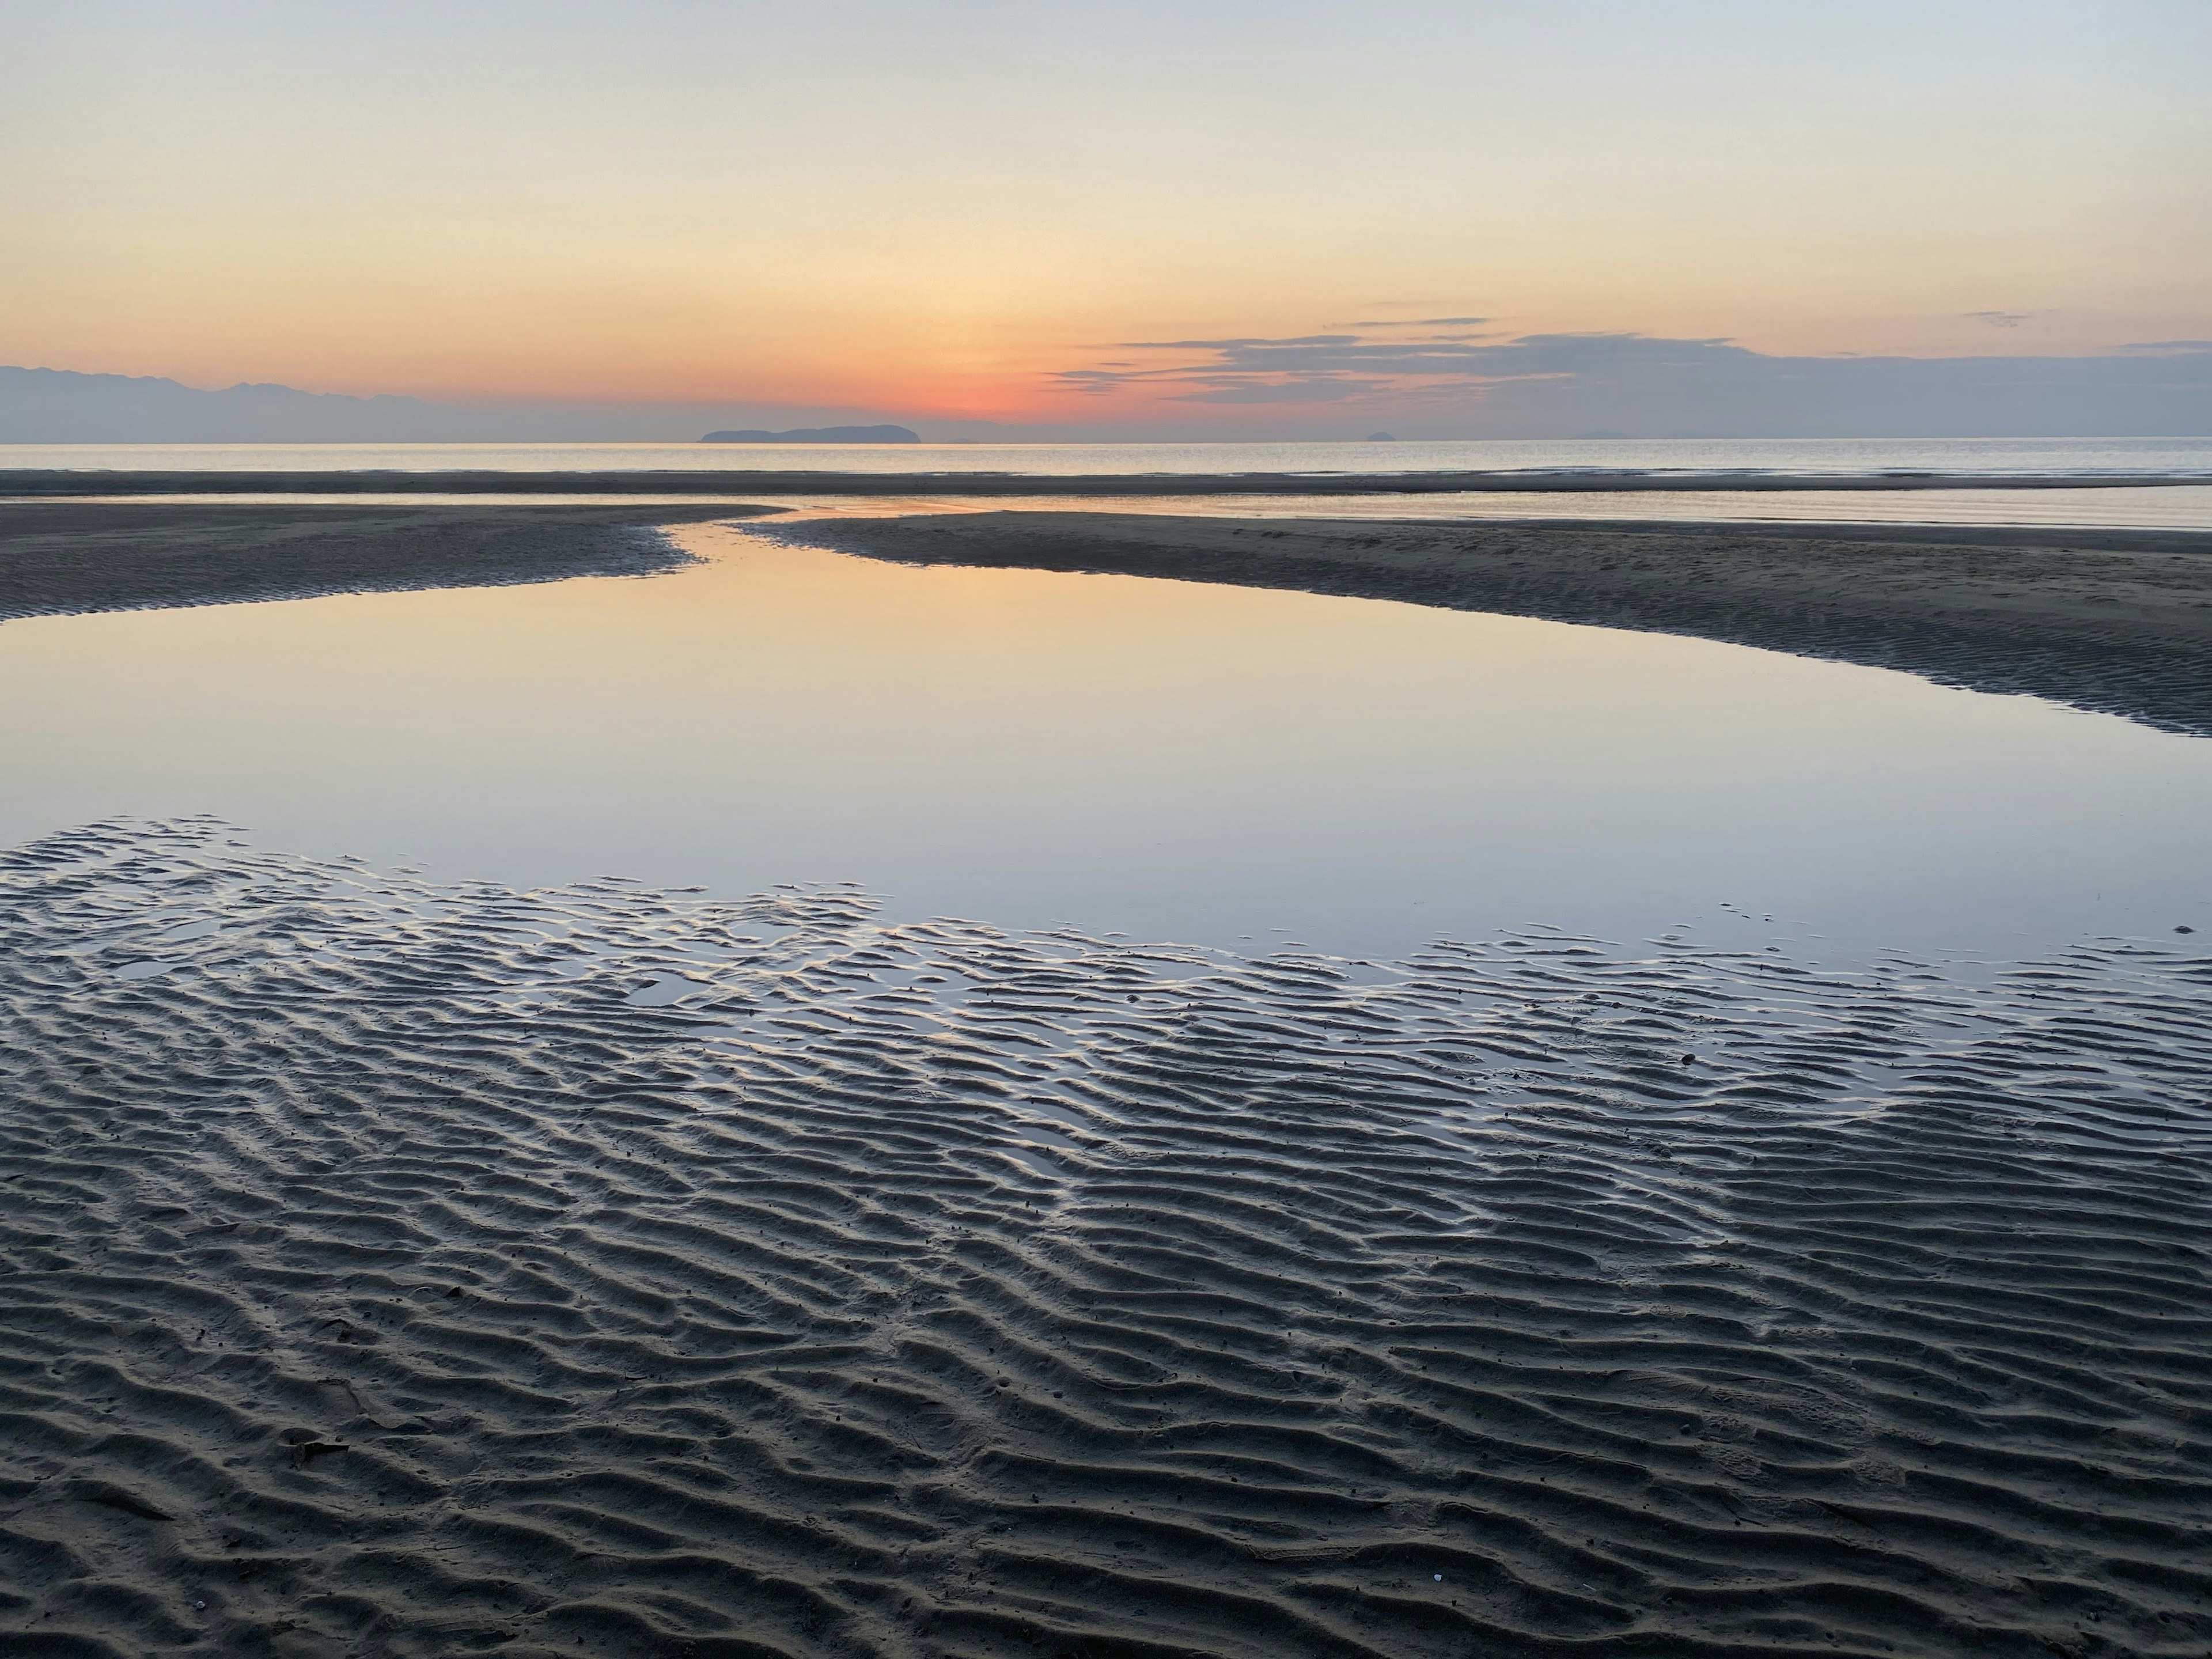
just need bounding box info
[2,819,2207,1659]
[790,512,2212,738]
[0,503,771,621]
[12,503,2212,744]
[5,505,2211,1659]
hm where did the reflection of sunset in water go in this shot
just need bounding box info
[4,522,2207,959]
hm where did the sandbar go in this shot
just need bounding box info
[797,511,2212,737]
[0,501,768,620]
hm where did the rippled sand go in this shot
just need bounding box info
[2,819,2207,1657]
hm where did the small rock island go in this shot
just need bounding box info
[699,424,919,443]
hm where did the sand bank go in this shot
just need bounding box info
[3,468,2204,498]
[0,502,771,621]
[793,512,2212,738]
[12,501,2207,741]
[1,818,2207,1658]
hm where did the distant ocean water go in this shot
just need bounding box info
[6,434,2211,479]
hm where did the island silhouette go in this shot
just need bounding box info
[700,424,919,442]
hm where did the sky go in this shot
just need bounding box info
[2,0,2207,438]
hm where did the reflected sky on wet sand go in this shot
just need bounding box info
[4,521,2207,959]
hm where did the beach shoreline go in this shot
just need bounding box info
[5,507,2211,1657]
[0,500,771,621]
[17,498,2212,738]
[12,500,2210,740]
[792,510,2212,738]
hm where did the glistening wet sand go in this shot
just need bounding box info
[11,503,2212,744]
[791,512,2212,738]
[2,819,2207,1659]
[0,503,768,621]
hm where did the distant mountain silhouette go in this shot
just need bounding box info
[0,367,927,444]
[700,425,919,443]
[0,366,467,442]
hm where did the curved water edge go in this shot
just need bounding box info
[0,501,740,624]
[777,510,2212,741]
[1,816,2206,1658]
[6,520,2210,963]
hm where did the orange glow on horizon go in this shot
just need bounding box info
[5,4,2205,430]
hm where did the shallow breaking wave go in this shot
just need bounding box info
[1,819,2207,1659]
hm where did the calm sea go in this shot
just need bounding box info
[6,435,2212,478]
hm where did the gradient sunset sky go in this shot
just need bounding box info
[4,1,2206,434]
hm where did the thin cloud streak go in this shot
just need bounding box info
[1345,317,1495,328]
[1048,326,2212,436]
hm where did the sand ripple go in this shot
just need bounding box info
[2,819,2207,1658]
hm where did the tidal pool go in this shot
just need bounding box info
[3,519,2205,958]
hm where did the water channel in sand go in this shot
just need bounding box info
[3,519,2207,959]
